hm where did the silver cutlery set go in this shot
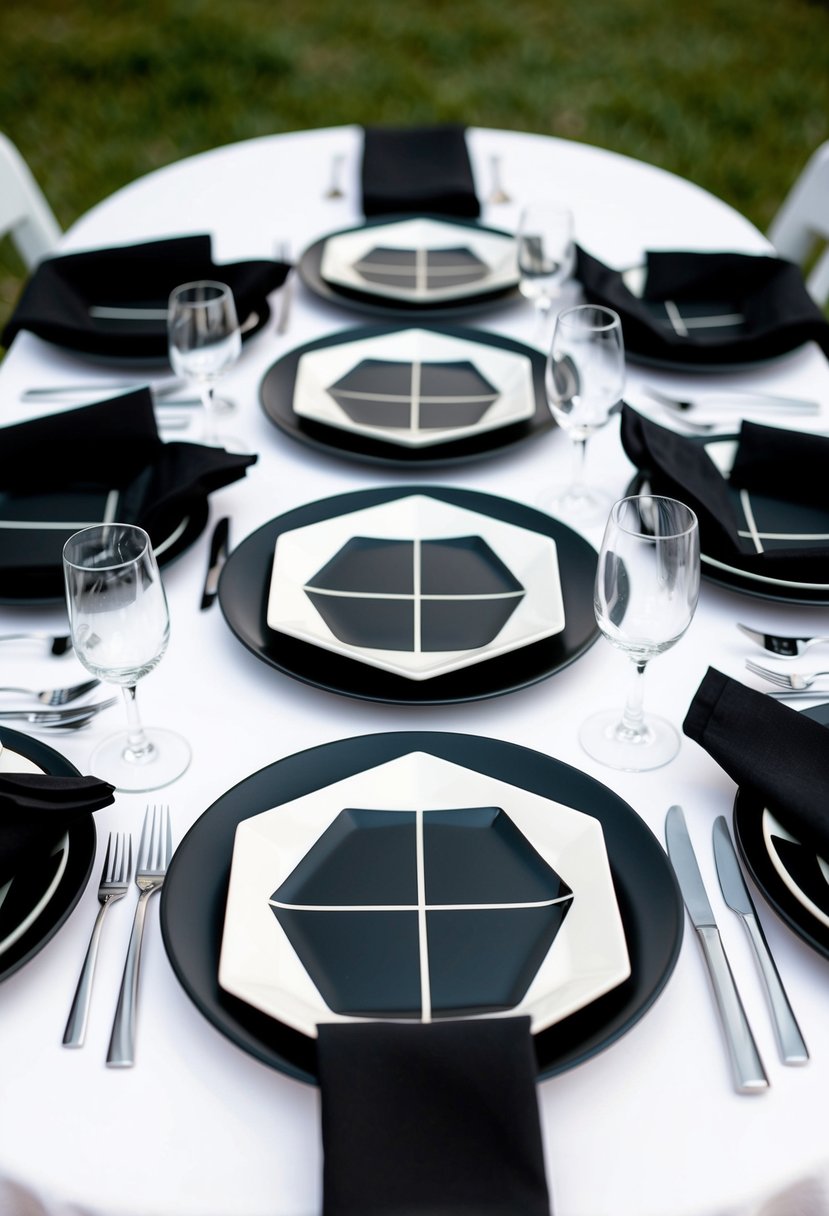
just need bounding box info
[63,805,172,1067]
[739,623,829,697]
[0,650,116,731]
[665,806,808,1094]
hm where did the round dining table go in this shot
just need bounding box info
[1,125,828,1216]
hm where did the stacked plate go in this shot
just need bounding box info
[259,324,551,466]
[217,485,599,703]
[160,731,684,1084]
[734,703,829,958]
[0,729,97,982]
[297,216,522,320]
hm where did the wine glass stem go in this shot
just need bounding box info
[570,434,588,494]
[199,383,219,445]
[120,685,155,765]
[619,659,649,741]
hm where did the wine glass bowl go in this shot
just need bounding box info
[167,281,242,447]
[545,304,625,522]
[516,202,575,341]
[63,524,190,792]
[580,495,700,772]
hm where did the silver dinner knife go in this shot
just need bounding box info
[712,817,808,1065]
[200,516,230,611]
[665,805,769,1093]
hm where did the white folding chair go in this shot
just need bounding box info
[0,131,61,269]
[768,141,829,306]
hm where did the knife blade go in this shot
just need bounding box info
[200,516,230,611]
[712,817,808,1065]
[664,805,769,1093]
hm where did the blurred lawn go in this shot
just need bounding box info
[1,0,828,336]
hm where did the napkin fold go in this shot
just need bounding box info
[361,124,481,219]
[576,246,829,365]
[683,668,829,861]
[620,405,829,585]
[0,773,115,887]
[2,234,289,359]
[316,1016,550,1216]
[0,390,256,597]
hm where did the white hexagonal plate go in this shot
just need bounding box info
[266,494,564,680]
[219,752,630,1038]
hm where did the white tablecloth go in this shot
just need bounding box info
[1,126,828,1216]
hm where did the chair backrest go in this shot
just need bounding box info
[0,132,61,269]
[767,141,829,306]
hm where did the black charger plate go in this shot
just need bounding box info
[259,324,552,468]
[298,216,522,321]
[159,730,683,1085]
[0,727,96,983]
[217,485,598,705]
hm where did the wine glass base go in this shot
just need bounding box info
[89,727,191,792]
[210,395,237,416]
[539,483,614,526]
[200,431,250,455]
[579,708,680,772]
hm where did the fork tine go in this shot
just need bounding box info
[101,833,116,883]
[745,660,790,687]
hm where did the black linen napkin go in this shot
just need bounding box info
[684,668,829,861]
[1,234,289,359]
[317,1016,550,1216]
[576,246,829,365]
[361,125,481,219]
[0,389,256,597]
[620,405,829,585]
[0,774,115,886]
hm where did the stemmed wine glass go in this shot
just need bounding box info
[62,524,191,792]
[579,495,700,772]
[167,281,242,449]
[545,304,625,523]
[516,202,576,343]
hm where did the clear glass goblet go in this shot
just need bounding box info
[62,524,191,792]
[516,202,576,344]
[579,495,700,772]
[167,281,242,449]
[546,304,625,523]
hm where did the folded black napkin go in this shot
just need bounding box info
[2,234,289,359]
[0,773,115,887]
[684,668,829,861]
[0,389,256,597]
[317,1016,550,1216]
[361,124,481,219]
[576,246,829,365]
[620,405,829,585]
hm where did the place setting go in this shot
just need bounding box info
[258,322,552,466]
[217,483,601,704]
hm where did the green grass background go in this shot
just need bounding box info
[1,0,828,337]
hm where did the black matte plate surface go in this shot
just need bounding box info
[298,217,522,321]
[218,486,598,704]
[0,495,209,607]
[0,728,96,983]
[733,702,829,959]
[630,471,829,606]
[160,730,683,1085]
[259,324,552,467]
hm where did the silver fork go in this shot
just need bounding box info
[275,240,293,335]
[487,155,511,204]
[0,632,72,655]
[107,805,173,1068]
[0,698,117,728]
[745,659,829,691]
[63,833,133,1048]
[738,622,829,658]
[0,678,100,706]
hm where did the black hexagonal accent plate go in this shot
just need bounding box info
[327,358,499,430]
[304,535,525,653]
[269,805,573,1019]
